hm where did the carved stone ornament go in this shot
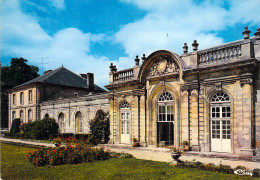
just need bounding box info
[147,57,179,78]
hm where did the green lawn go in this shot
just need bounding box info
[1,143,255,180]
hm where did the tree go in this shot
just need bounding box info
[89,112,110,145]
[1,58,39,128]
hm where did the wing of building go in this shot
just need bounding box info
[8,66,108,132]
[105,27,260,161]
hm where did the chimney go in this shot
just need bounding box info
[80,74,87,79]
[87,73,94,89]
[44,70,52,74]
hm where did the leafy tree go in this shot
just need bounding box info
[1,58,39,128]
[89,112,110,145]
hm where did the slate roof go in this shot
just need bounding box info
[15,66,106,92]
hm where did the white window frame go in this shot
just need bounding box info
[157,92,174,122]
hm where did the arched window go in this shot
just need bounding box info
[120,101,130,144]
[210,92,231,152]
[58,113,65,133]
[28,109,32,122]
[157,92,174,146]
[75,112,83,133]
[20,110,24,123]
[120,101,130,109]
[44,113,49,118]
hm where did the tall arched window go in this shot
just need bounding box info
[28,109,32,122]
[75,112,83,133]
[157,92,174,146]
[58,113,65,133]
[120,101,130,144]
[210,92,231,152]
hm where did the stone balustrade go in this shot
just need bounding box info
[198,43,242,65]
[113,68,134,82]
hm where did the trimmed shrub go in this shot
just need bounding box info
[31,118,58,140]
[253,168,260,177]
[23,118,58,140]
[10,118,21,136]
[23,121,37,139]
[89,112,110,145]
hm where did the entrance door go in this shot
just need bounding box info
[211,104,231,152]
[121,111,130,144]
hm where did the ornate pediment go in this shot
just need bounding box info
[147,57,180,78]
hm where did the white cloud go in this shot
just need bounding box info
[1,0,260,87]
[0,0,114,87]
[47,0,66,10]
[116,0,260,58]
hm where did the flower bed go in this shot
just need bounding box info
[26,144,110,166]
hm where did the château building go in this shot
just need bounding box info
[105,27,260,160]
[8,27,260,161]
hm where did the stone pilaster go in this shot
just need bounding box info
[190,89,199,151]
[181,90,189,143]
[238,79,253,156]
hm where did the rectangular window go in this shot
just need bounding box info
[20,92,24,104]
[13,94,16,105]
[28,90,32,103]
[12,111,16,120]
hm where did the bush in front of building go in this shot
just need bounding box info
[89,113,110,145]
[10,118,21,137]
[32,118,59,140]
[26,144,111,166]
[23,117,58,140]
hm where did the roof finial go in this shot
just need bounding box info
[183,43,188,54]
[242,26,251,39]
[135,55,140,66]
[254,28,260,40]
[192,40,199,51]
[141,54,146,63]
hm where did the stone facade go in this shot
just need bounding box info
[40,93,109,134]
[106,27,260,160]
[8,66,106,131]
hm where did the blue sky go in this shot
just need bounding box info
[1,0,260,87]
